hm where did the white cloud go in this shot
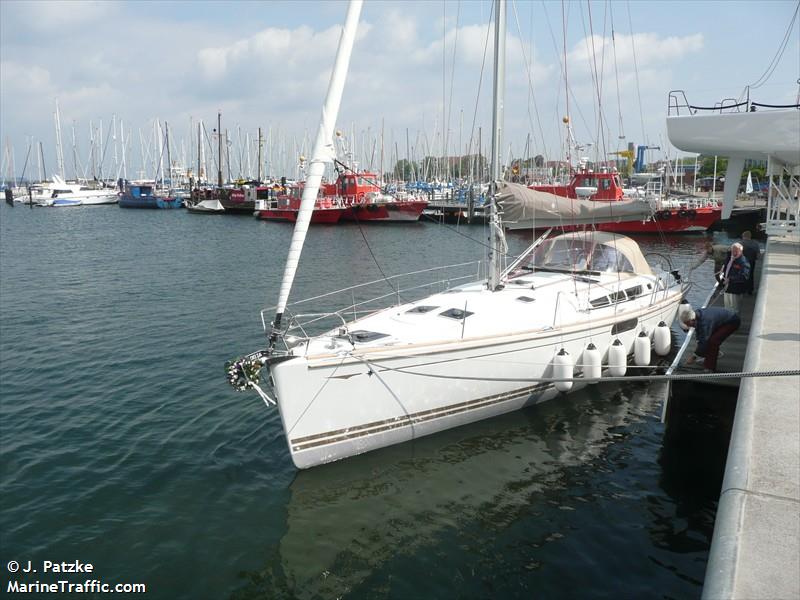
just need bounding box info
[567,32,705,75]
[196,23,350,82]
[9,0,115,32]
[0,61,54,92]
[1,0,795,179]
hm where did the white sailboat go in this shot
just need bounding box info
[230,0,687,469]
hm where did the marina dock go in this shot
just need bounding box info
[700,235,800,599]
[665,95,800,599]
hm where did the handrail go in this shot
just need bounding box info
[273,260,482,309]
[660,282,721,422]
[668,88,800,116]
[752,101,800,109]
[260,260,485,340]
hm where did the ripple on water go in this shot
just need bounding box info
[1,205,730,598]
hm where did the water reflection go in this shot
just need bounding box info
[231,383,708,599]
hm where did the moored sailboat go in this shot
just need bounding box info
[228,0,687,469]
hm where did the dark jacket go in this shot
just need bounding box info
[695,307,741,355]
[740,238,760,267]
[720,253,750,294]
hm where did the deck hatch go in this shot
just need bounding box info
[349,330,390,343]
[440,308,474,320]
[406,305,439,314]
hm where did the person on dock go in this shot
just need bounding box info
[688,240,729,274]
[739,231,761,294]
[717,242,750,314]
[680,307,741,372]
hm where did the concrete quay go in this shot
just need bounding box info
[702,235,800,600]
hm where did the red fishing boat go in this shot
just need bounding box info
[254,183,346,224]
[323,171,428,222]
[254,171,428,224]
[525,169,721,233]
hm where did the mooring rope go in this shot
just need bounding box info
[351,361,800,385]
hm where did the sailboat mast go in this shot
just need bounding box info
[488,0,506,291]
[165,121,171,191]
[54,100,65,180]
[197,122,202,186]
[120,120,127,180]
[270,0,363,343]
[217,111,223,187]
[257,127,263,182]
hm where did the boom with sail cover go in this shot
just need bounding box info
[497,181,655,229]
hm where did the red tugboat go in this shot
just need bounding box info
[254,171,428,224]
[254,182,346,224]
[527,169,721,233]
[323,171,428,222]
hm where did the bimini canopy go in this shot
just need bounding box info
[497,181,654,228]
[509,230,654,277]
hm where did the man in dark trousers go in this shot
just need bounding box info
[739,231,761,294]
[680,307,741,372]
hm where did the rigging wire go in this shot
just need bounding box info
[510,0,551,163]
[334,158,521,264]
[609,2,625,144]
[581,0,609,162]
[562,0,571,166]
[625,0,647,144]
[539,0,594,171]
[746,0,799,90]
[444,0,462,181]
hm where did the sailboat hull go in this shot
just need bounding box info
[271,296,681,469]
[506,206,721,233]
[340,200,428,222]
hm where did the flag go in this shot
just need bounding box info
[745,171,753,194]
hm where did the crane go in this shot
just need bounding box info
[609,150,635,178]
[635,145,660,173]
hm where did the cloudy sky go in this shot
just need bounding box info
[1,0,798,181]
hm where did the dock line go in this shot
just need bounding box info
[353,362,800,384]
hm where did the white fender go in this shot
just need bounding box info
[608,338,627,377]
[654,321,671,356]
[634,330,651,366]
[553,348,573,392]
[583,342,602,382]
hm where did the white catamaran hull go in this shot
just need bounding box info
[271,294,680,469]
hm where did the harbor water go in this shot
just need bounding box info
[0,203,734,598]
